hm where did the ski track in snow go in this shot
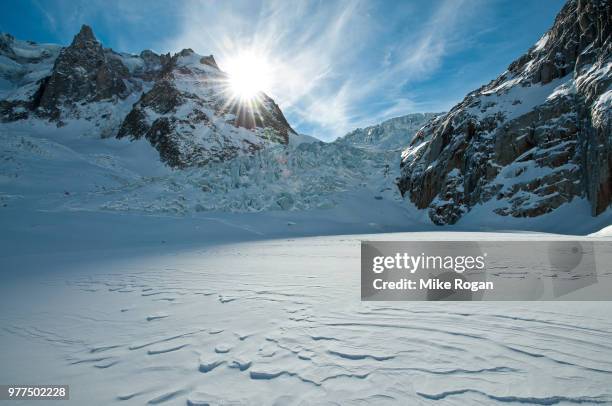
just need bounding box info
[1,235,612,405]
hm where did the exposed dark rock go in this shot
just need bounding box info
[33,25,130,118]
[398,0,611,224]
[117,47,295,167]
[0,33,16,58]
[200,55,219,69]
[1,25,296,168]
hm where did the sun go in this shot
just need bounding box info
[224,51,272,101]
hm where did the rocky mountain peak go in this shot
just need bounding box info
[117,46,295,167]
[178,48,195,57]
[1,24,297,167]
[0,33,15,57]
[29,25,130,119]
[200,55,219,70]
[500,0,610,89]
[71,24,98,48]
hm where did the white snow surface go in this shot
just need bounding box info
[0,37,60,101]
[590,224,612,237]
[340,113,441,151]
[1,114,611,234]
[1,113,612,405]
[1,214,612,405]
[1,19,612,406]
[470,77,571,122]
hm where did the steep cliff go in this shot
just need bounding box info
[398,0,611,224]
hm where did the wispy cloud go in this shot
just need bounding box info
[160,0,364,137]
[22,0,184,50]
[32,0,58,34]
[21,0,492,140]
[161,0,485,140]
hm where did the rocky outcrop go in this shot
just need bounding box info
[398,0,611,224]
[0,33,61,122]
[116,49,294,167]
[33,25,130,119]
[0,33,17,59]
[0,25,296,167]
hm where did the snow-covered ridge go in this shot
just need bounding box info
[339,113,442,151]
[1,25,296,167]
[0,112,432,216]
[0,26,438,223]
[5,109,611,235]
[0,33,61,104]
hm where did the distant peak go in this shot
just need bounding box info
[178,48,194,57]
[0,32,14,42]
[140,49,158,58]
[200,55,219,69]
[0,32,15,50]
[71,24,98,46]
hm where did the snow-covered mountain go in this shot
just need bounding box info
[339,113,441,151]
[0,108,435,215]
[1,3,610,235]
[1,25,295,167]
[0,26,438,216]
[398,0,611,224]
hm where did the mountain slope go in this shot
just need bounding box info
[339,113,441,151]
[0,25,296,167]
[0,28,438,220]
[398,0,611,225]
[0,110,437,218]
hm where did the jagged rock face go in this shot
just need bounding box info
[0,33,16,59]
[398,0,611,224]
[0,25,295,167]
[33,25,131,119]
[117,49,294,168]
[0,33,61,121]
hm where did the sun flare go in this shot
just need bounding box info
[224,51,272,101]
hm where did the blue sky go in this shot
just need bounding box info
[1,0,565,140]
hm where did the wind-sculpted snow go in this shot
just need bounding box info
[1,233,612,405]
